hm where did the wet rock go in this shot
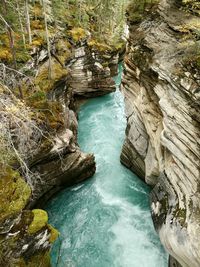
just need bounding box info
[169,255,183,267]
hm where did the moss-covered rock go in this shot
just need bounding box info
[0,167,31,223]
[126,0,159,23]
[35,59,68,93]
[0,207,58,267]
[88,39,113,52]
[28,209,48,234]
[47,224,59,243]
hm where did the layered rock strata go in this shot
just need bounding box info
[70,44,118,97]
[28,41,118,204]
[121,0,200,266]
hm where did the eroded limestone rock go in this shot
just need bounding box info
[121,0,200,266]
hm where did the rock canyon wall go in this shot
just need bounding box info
[121,0,200,266]
[0,40,118,266]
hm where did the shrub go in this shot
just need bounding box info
[0,48,12,62]
[69,27,86,42]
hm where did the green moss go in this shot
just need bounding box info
[160,196,169,214]
[112,41,125,51]
[127,0,159,23]
[35,60,68,92]
[69,27,87,42]
[30,90,46,102]
[0,207,58,266]
[56,39,71,51]
[0,33,10,47]
[0,234,20,266]
[24,59,68,131]
[175,208,187,226]
[87,35,125,53]
[182,41,200,71]
[31,20,45,30]
[0,167,31,222]
[180,0,200,15]
[88,39,113,52]
[0,48,13,62]
[0,32,31,65]
[0,137,16,167]
[55,39,72,64]
[15,47,31,64]
[102,62,109,67]
[127,11,144,23]
[131,47,151,70]
[31,38,45,47]
[196,55,200,68]
[28,209,48,234]
[47,224,59,243]
[28,99,64,131]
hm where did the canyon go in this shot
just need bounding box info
[45,64,167,267]
[1,0,200,266]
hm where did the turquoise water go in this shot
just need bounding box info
[45,64,168,267]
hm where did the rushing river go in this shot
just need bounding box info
[45,64,168,267]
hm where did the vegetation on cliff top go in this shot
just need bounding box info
[0,0,130,168]
[126,0,200,72]
[0,0,130,185]
[0,0,129,136]
[0,0,127,68]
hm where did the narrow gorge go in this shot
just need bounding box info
[45,64,167,267]
[0,0,200,267]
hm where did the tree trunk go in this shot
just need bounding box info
[42,0,52,79]
[16,1,26,48]
[2,0,17,69]
[7,27,17,69]
[25,0,32,44]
